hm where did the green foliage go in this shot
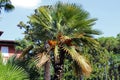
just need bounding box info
[97,35,120,80]
[15,39,34,51]
[8,55,42,80]
[0,64,29,80]
[0,53,29,80]
[0,0,14,13]
[18,2,101,43]
[98,37,119,52]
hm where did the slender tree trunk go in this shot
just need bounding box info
[79,75,84,80]
[118,65,120,80]
[105,65,108,80]
[114,67,117,80]
[44,41,51,80]
[44,60,51,80]
[109,68,112,80]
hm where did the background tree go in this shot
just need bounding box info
[98,37,119,52]
[15,39,33,51]
[0,0,14,13]
[98,35,120,80]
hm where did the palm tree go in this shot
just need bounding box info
[18,2,101,80]
[0,0,14,13]
[0,53,29,80]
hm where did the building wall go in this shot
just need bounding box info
[0,32,22,61]
[0,44,15,58]
[0,45,22,58]
[0,44,15,52]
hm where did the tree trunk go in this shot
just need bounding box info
[44,41,51,80]
[54,63,64,80]
[53,50,65,80]
[44,60,51,80]
[105,65,108,80]
[79,75,84,80]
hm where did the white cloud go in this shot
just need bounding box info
[11,0,41,9]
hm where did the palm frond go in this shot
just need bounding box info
[37,6,52,23]
[0,53,3,64]
[0,52,29,80]
[35,52,50,68]
[7,55,17,65]
[0,0,14,13]
[72,35,100,48]
[54,45,60,63]
[62,46,92,76]
[29,7,52,31]
[0,64,29,80]
[73,61,82,76]
[4,3,14,12]
[19,45,33,59]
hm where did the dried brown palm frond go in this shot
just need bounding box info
[75,53,92,76]
[35,52,50,68]
[62,46,92,76]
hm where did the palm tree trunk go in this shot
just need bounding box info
[54,63,64,80]
[44,41,51,80]
[44,60,51,80]
[53,50,65,80]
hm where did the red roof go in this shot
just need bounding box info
[0,31,3,36]
[0,40,17,45]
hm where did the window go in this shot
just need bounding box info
[1,46,9,57]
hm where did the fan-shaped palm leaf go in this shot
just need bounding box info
[0,53,29,80]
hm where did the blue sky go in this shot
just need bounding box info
[0,0,120,40]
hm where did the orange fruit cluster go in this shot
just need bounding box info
[48,40,57,47]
